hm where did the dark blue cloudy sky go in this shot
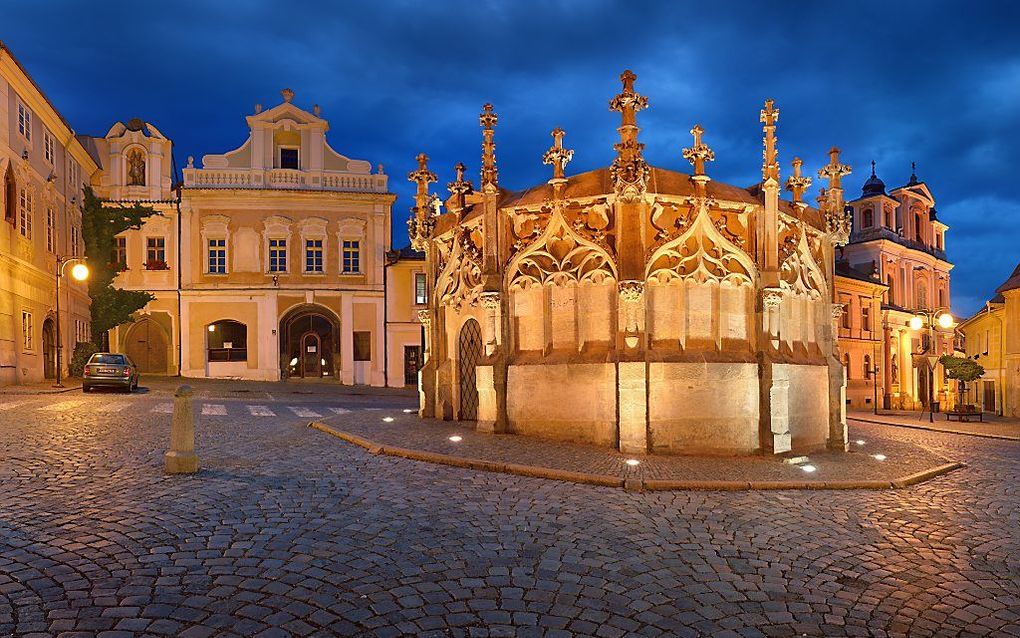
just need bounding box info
[4,1,1018,316]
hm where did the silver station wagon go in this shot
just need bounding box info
[82,353,140,393]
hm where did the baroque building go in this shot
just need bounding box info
[834,261,887,409]
[110,90,396,384]
[0,42,97,386]
[840,163,955,410]
[409,71,855,455]
[958,262,1020,416]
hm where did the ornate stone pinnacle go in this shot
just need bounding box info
[609,70,649,120]
[682,124,715,177]
[818,146,852,191]
[609,71,650,202]
[281,88,295,103]
[408,153,438,190]
[785,157,812,204]
[480,104,499,188]
[542,127,574,184]
[760,98,780,183]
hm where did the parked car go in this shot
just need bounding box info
[82,353,139,393]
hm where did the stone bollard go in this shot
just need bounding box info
[165,385,200,474]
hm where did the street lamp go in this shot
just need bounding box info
[908,308,954,423]
[54,256,89,388]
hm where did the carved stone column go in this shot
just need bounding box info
[416,309,436,418]
[617,280,645,350]
[480,292,502,356]
[762,287,783,350]
[827,303,848,451]
[476,291,508,434]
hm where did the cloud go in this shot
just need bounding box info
[2,0,1015,317]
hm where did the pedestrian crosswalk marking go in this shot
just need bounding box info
[288,406,322,418]
[329,407,351,415]
[95,403,126,413]
[202,403,227,416]
[247,405,276,417]
[40,400,84,411]
[152,403,173,413]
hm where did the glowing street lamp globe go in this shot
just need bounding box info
[937,312,954,329]
[908,316,924,331]
[70,263,89,281]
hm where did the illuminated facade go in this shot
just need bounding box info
[841,163,956,410]
[0,43,96,386]
[409,72,854,455]
[958,263,1020,416]
[109,90,395,384]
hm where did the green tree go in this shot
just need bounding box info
[939,354,985,407]
[80,186,159,347]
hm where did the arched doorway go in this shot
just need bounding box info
[42,318,55,379]
[126,319,168,373]
[458,318,482,420]
[281,306,339,379]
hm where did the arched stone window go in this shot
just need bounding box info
[862,208,873,228]
[126,148,146,186]
[207,320,247,362]
[914,211,924,243]
[3,163,15,223]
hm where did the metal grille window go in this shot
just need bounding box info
[458,319,482,420]
[269,238,287,273]
[22,311,33,351]
[414,272,427,305]
[305,239,323,273]
[208,238,226,274]
[46,207,55,253]
[342,240,360,273]
[19,188,32,239]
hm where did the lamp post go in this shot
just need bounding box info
[908,308,954,423]
[54,256,89,388]
[870,344,880,416]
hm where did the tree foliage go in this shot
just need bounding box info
[80,186,159,345]
[939,355,985,383]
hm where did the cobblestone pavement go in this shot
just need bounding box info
[849,410,1020,440]
[1,388,1018,637]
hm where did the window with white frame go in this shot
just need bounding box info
[46,207,55,253]
[269,238,287,273]
[70,225,80,256]
[18,188,32,239]
[208,238,227,273]
[414,272,427,305]
[18,102,32,142]
[22,311,33,351]
[68,159,80,196]
[43,129,55,165]
[305,239,323,273]
[342,240,360,274]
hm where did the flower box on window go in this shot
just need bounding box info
[144,259,169,271]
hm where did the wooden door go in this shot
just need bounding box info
[126,320,167,373]
[983,381,995,412]
[42,319,55,379]
[300,332,322,378]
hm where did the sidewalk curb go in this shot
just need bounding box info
[0,384,82,396]
[850,415,1020,441]
[309,422,965,491]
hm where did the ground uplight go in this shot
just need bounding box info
[801,464,817,473]
[872,454,887,461]
[382,417,394,423]
[449,435,462,442]
[625,459,640,466]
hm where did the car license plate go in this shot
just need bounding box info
[99,368,117,374]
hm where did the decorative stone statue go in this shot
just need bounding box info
[127,149,146,186]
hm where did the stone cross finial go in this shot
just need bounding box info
[542,127,574,185]
[479,104,499,189]
[407,154,438,250]
[785,157,812,204]
[408,153,438,193]
[760,98,780,183]
[818,147,851,191]
[908,161,919,185]
[281,88,295,103]
[447,162,473,211]
[682,124,716,177]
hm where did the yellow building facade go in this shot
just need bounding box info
[385,245,426,387]
[834,264,887,409]
[110,90,396,385]
[0,43,97,386]
[958,262,1020,416]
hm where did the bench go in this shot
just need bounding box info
[946,405,983,422]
